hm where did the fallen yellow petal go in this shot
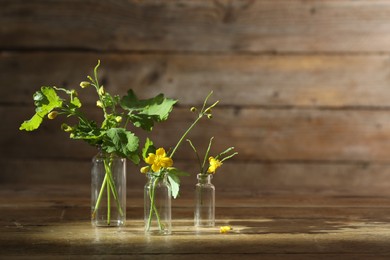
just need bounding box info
[220,226,233,233]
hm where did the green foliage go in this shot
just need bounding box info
[141,92,219,199]
[166,167,190,199]
[19,61,176,164]
[20,87,63,131]
[121,90,177,131]
[102,128,139,162]
[142,138,156,159]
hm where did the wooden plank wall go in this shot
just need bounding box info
[2,0,390,196]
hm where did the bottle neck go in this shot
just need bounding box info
[197,173,212,184]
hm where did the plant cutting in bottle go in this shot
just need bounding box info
[19,60,177,225]
[140,91,219,232]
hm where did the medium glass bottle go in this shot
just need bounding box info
[194,173,215,227]
[91,149,126,227]
[144,173,172,235]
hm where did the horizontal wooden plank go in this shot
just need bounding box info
[7,107,390,162]
[2,184,390,257]
[3,0,390,52]
[3,159,390,196]
[1,214,390,255]
[3,52,390,107]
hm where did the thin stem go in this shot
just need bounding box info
[169,116,202,158]
[105,158,124,217]
[186,139,202,174]
[220,152,238,162]
[146,177,163,231]
[107,172,111,225]
[202,137,214,172]
[92,174,107,219]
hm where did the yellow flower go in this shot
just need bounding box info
[207,156,222,174]
[220,226,233,233]
[145,148,173,172]
[47,111,58,119]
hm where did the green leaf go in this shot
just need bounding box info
[167,171,180,199]
[142,94,177,121]
[71,97,82,108]
[20,86,63,131]
[19,114,43,131]
[166,168,190,199]
[128,152,141,165]
[120,90,177,129]
[142,138,156,159]
[129,113,159,131]
[102,128,139,158]
[70,120,104,146]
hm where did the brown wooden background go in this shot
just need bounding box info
[2,0,390,197]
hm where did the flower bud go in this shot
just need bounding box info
[80,81,90,88]
[96,100,103,108]
[61,123,73,132]
[190,107,197,112]
[70,89,78,96]
[47,111,58,119]
[115,116,122,123]
[140,166,149,174]
[207,114,213,119]
[98,86,105,95]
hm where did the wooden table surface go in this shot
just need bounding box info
[1,185,390,259]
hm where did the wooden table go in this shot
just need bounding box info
[1,185,390,259]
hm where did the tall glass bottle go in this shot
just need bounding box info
[144,174,172,235]
[91,149,126,227]
[194,173,215,227]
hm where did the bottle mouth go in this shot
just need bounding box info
[197,173,212,180]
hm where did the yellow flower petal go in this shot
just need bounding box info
[156,148,166,157]
[145,154,155,164]
[151,164,161,172]
[160,157,173,168]
[220,226,233,233]
[208,156,222,174]
[143,147,173,173]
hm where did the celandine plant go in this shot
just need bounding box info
[187,137,237,227]
[140,92,219,234]
[19,60,177,226]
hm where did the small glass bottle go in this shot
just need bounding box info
[194,173,215,227]
[91,149,126,227]
[144,173,172,235]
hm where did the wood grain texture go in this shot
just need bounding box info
[7,107,390,161]
[3,0,390,52]
[1,185,390,258]
[3,52,390,107]
[4,159,390,196]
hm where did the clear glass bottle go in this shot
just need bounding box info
[194,173,215,227]
[91,149,126,227]
[144,173,172,235]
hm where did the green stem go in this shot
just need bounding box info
[91,174,107,219]
[107,172,111,225]
[146,177,163,231]
[104,158,124,217]
[169,116,202,158]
